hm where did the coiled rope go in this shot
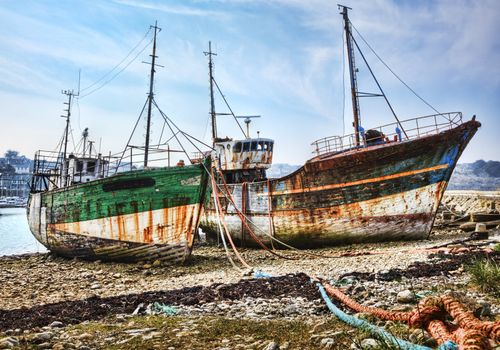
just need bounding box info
[320,280,498,349]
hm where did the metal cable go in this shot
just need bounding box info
[350,23,441,116]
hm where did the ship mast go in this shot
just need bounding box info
[144,21,161,167]
[340,5,361,147]
[204,41,217,146]
[61,89,76,187]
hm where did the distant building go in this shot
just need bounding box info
[0,151,33,200]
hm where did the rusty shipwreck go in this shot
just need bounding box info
[200,6,481,247]
[27,23,210,262]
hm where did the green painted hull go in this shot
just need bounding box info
[28,162,210,263]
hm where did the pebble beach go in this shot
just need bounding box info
[0,230,499,349]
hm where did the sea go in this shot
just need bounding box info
[0,207,47,256]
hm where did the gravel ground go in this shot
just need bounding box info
[0,230,499,349]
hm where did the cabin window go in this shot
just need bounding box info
[87,161,96,173]
[258,141,265,151]
[233,142,242,153]
[242,142,250,152]
[227,144,231,150]
[269,142,274,152]
[76,161,83,172]
[251,141,258,151]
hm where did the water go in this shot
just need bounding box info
[0,207,47,256]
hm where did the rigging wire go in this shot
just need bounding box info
[350,23,441,116]
[80,28,152,93]
[79,37,154,99]
[75,98,82,133]
[212,78,247,138]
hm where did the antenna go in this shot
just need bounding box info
[78,69,81,96]
[235,115,261,138]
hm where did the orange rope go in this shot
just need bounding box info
[321,281,497,349]
[441,295,500,343]
[210,168,252,269]
[215,168,297,260]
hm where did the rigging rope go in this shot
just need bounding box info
[80,28,152,93]
[79,36,153,99]
[350,23,441,116]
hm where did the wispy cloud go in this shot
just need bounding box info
[114,0,230,19]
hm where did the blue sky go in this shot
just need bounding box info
[0,0,498,165]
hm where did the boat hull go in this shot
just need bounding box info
[201,120,480,247]
[28,164,209,263]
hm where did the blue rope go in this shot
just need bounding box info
[315,282,457,350]
[253,270,273,278]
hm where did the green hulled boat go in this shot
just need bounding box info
[27,23,210,263]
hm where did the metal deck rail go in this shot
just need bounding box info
[311,112,463,157]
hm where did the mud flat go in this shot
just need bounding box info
[0,230,499,349]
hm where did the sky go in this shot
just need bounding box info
[0,0,499,166]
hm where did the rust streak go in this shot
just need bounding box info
[272,163,448,196]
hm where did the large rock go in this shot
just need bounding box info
[396,290,416,303]
[360,338,381,349]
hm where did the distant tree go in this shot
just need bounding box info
[4,150,19,160]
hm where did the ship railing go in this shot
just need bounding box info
[311,112,463,157]
[106,144,195,175]
[30,150,65,192]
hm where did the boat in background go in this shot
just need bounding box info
[27,23,210,263]
[200,6,480,247]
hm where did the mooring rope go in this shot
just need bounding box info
[320,280,499,349]
[214,168,297,260]
[210,171,242,271]
[210,168,252,270]
[315,281,452,350]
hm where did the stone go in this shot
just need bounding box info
[49,321,64,328]
[52,343,65,350]
[32,331,53,343]
[90,283,101,290]
[360,338,380,349]
[320,337,335,349]
[76,333,92,340]
[0,336,19,348]
[152,260,161,267]
[263,341,279,350]
[279,341,290,350]
[396,290,416,303]
[143,264,152,269]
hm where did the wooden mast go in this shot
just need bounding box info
[340,5,361,147]
[204,41,217,146]
[144,21,160,167]
[61,89,75,187]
